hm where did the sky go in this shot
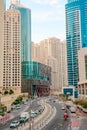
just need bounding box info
[6,0,67,43]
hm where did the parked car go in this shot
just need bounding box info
[20,112,29,123]
[61,106,65,110]
[70,107,76,113]
[10,120,20,128]
[34,109,40,114]
[30,113,37,118]
[38,106,44,113]
[22,100,28,105]
[16,104,21,109]
[66,105,71,109]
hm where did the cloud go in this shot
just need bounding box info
[30,0,66,7]
[31,0,60,4]
[32,8,65,23]
[31,0,67,22]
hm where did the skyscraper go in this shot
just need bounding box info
[4,9,21,88]
[33,37,68,93]
[10,0,32,79]
[65,0,87,89]
[0,0,5,87]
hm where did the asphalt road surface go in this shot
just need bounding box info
[42,100,70,130]
[79,118,87,130]
[0,98,41,130]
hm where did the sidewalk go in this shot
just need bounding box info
[65,101,87,118]
[76,107,87,118]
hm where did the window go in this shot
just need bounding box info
[85,55,87,79]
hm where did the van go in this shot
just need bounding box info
[20,112,29,123]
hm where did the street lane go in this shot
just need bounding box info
[0,98,41,130]
[42,100,70,130]
[0,102,30,130]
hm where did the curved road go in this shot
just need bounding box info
[42,100,70,130]
[0,98,41,130]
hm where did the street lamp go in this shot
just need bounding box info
[29,80,34,130]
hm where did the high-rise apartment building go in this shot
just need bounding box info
[78,48,87,99]
[0,0,5,87]
[10,0,32,79]
[33,38,68,93]
[65,0,87,89]
[4,9,21,87]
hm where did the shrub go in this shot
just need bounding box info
[74,100,79,105]
[8,89,14,94]
[4,90,8,95]
[13,99,19,105]
[82,102,87,108]
[74,100,87,109]
[13,96,23,105]
[0,112,5,116]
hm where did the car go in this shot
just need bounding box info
[20,117,28,123]
[61,106,65,110]
[24,101,28,105]
[30,113,37,118]
[22,100,28,105]
[38,106,44,113]
[10,120,20,128]
[16,105,21,109]
[20,112,29,123]
[70,107,76,113]
[66,105,71,109]
[34,109,40,114]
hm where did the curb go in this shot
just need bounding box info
[21,101,56,130]
[38,106,56,130]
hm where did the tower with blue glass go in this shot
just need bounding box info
[66,0,87,98]
[10,0,32,79]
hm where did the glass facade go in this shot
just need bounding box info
[10,4,31,61]
[66,0,87,88]
[10,2,32,79]
[22,61,51,82]
[21,61,51,96]
[63,88,73,96]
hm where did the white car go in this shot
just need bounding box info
[30,113,37,118]
[70,107,76,113]
[61,106,65,110]
[16,105,21,109]
[24,102,28,105]
[10,120,20,128]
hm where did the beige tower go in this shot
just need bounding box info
[78,48,87,99]
[4,9,21,89]
[33,37,68,94]
[0,0,5,87]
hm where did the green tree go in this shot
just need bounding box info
[8,89,14,94]
[4,90,8,95]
